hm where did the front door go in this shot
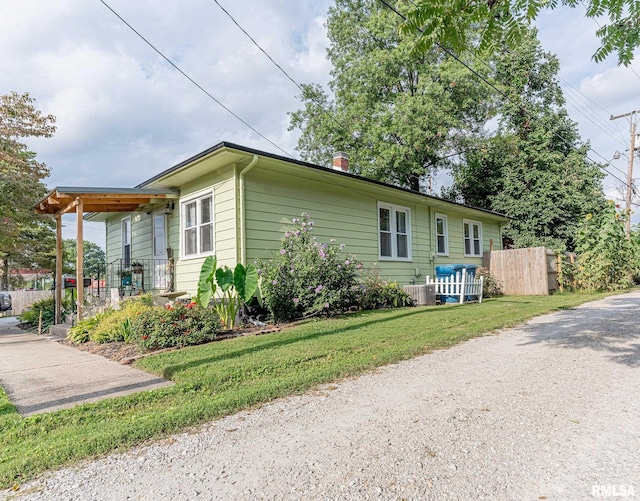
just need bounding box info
[152,212,168,290]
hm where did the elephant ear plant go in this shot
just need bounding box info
[195,256,260,329]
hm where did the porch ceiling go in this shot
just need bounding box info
[34,187,180,216]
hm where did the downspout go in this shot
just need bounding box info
[239,154,259,265]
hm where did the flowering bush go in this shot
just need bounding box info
[257,213,362,322]
[475,267,504,298]
[358,267,414,310]
[129,302,221,350]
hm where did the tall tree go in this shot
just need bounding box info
[0,92,56,288]
[62,239,106,277]
[289,0,492,192]
[445,32,606,251]
[402,0,640,66]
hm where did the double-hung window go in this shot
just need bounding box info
[463,220,482,257]
[435,213,448,256]
[378,202,411,260]
[182,191,214,258]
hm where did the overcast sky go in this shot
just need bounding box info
[1,0,638,247]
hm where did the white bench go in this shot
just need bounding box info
[425,271,484,304]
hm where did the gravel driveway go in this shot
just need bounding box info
[5,292,640,501]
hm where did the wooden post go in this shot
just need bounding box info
[569,253,576,289]
[38,309,43,335]
[76,198,84,322]
[489,238,494,252]
[55,215,63,325]
[557,254,563,292]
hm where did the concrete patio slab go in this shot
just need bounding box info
[0,317,173,416]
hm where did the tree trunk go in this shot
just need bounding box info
[0,259,8,290]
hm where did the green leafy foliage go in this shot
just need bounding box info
[0,92,57,288]
[195,256,259,328]
[402,0,640,66]
[18,295,70,332]
[86,301,154,344]
[196,255,217,307]
[67,310,111,344]
[62,239,106,276]
[573,202,638,291]
[445,31,605,251]
[476,267,504,298]
[257,213,362,322]
[129,302,221,351]
[358,268,414,310]
[289,0,492,192]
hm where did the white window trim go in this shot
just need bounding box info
[180,189,215,260]
[152,211,167,258]
[377,202,412,261]
[435,213,449,256]
[121,216,131,267]
[463,219,483,257]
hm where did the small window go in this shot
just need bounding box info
[153,214,166,257]
[435,214,448,255]
[182,191,214,258]
[463,220,482,257]
[378,202,411,260]
[121,217,131,268]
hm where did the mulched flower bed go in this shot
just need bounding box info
[59,324,283,364]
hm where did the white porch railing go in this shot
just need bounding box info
[425,271,484,304]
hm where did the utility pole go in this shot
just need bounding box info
[610,110,640,238]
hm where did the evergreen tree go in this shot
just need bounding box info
[447,32,606,251]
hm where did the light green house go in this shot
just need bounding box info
[91,142,509,295]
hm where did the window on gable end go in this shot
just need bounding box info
[182,191,214,258]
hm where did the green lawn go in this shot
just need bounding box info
[0,292,614,488]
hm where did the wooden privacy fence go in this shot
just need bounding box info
[483,247,559,295]
[0,290,51,317]
[425,271,484,304]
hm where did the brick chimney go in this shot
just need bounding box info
[332,152,349,172]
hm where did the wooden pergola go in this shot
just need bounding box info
[35,187,179,324]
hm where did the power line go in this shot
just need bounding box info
[210,0,361,147]
[561,86,629,147]
[97,0,295,159]
[386,0,626,186]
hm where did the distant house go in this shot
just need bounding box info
[82,142,509,295]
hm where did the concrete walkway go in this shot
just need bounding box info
[0,317,173,416]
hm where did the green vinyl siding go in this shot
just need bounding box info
[244,161,432,286]
[174,165,236,293]
[131,212,153,260]
[105,217,122,265]
[105,213,154,264]
[431,210,503,272]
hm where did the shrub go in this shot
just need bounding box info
[18,295,70,332]
[257,213,362,322]
[129,302,221,351]
[574,202,637,291]
[476,267,504,298]
[358,268,414,310]
[68,310,112,344]
[89,300,154,343]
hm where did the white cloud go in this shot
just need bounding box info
[2,0,639,244]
